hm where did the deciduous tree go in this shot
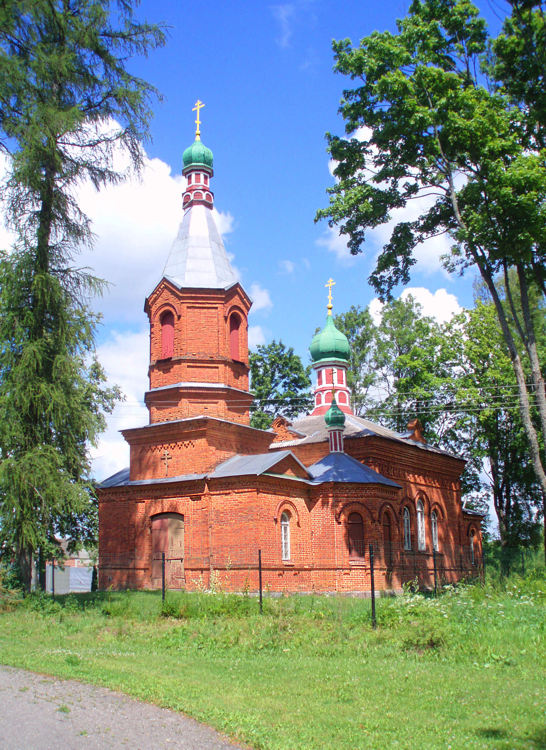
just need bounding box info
[317,0,546,551]
[249,341,312,429]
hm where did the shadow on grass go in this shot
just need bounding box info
[476,725,546,748]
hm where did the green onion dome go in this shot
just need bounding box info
[182,139,214,172]
[325,397,346,428]
[309,315,350,364]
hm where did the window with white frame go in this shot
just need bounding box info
[417,499,425,551]
[470,529,476,565]
[281,511,291,561]
[403,507,411,550]
[431,510,439,552]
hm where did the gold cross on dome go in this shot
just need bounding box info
[162,449,172,476]
[325,278,336,315]
[192,99,205,140]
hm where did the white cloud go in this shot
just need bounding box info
[248,325,266,349]
[271,4,295,47]
[279,259,295,274]
[401,287,461,323]
[214,209,234,236]
[369,298,384,326]
[316,226,356,265]
[370,287,461,326]
[249,282,273,313]
[90,328,149,480]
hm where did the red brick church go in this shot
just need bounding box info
[98,110,483,593]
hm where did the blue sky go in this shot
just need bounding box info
[0,0,507,479]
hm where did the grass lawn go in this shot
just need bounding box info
[0,576,544,749]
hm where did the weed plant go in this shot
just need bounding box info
[0,571,544,749]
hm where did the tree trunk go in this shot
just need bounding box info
[16,545,33,594]
[477,262,546,561]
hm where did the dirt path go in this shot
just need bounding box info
[0,665,243,749]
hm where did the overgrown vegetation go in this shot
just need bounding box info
[1,569,544,749]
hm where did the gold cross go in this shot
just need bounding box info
[325,278,336,315]
[162,449,172,476]
[192,99,205,140]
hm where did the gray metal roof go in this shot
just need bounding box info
[272,413,456,457]
[97,450,401,490]
[162,204,239,290]
[307,453,401,487]
[97,451,309,489]
[210,450,309,479]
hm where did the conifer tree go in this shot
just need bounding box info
[0,0,165,589]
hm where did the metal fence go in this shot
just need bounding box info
[99,537,486,600]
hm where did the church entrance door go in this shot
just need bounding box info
[151,513,185,589]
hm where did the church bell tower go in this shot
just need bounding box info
[143,101,253,425]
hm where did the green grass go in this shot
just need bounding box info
[1,575,545,750]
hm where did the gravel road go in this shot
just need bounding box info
[0,665,243,749]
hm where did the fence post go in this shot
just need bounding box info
[51,559,55,600]
[432,548,438,596]
[258,549,263,614]
[161,552,166,602]
[481,549,486,584]
[521,548,525,577]
[369,543,376,629]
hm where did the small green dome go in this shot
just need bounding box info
[309,315,350,364]
[182,139,213,171]
[325,397,346,428]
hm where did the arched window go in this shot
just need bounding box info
[383,512,393,567]
[338,392,347,404]
[160,310,174,359]
[417,499,425,551]
[431,511,439,552]
[470,529,476,565]
[229,313,241,360]
[281,511,291,561]
[347,512,365,559]
[316,392,323,405]
[403,507,411,550]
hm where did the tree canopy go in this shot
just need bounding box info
[0,0,165,589]
[249,340,312,429]
[317,0,546,550]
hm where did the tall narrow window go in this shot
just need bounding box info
[347,512,365,559]
[383,512,393,567]
[281,512,291,561]
[431,511,439,552]
[470,530,476,565]
[229,313,241,360]
[417,500,425,551]
[160,311,174,358]
[403,507,411,550]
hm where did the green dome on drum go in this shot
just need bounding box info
[309,315,350,364]
[182,139,214,171]
[324,397,346,428]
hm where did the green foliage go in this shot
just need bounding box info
[249,340,312,429]
[445,299,544,543]
[0,1,165,589]
[317,0,546,543]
